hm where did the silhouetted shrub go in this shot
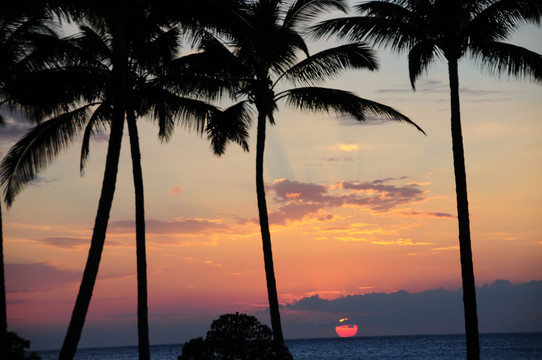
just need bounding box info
[7,331,41,360]
[179,313,292,359]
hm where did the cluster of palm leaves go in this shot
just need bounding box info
[1,0,540,359]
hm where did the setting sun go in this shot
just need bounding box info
[336,318,359,338]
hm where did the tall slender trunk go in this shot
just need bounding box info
[58,19,128,360]
[0,203,7,359]
[127,109,150,360]
[255,111,285,353]
[448,58,480,360]
[59,107,125,360]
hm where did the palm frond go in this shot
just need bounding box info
[206,101,253,156]
[469,0,542,42]
[3,65,107,121]
[283,0,348,30]
[312,0,431,53]
[1,16,62,91]
[310,16,368,41]
[133,26,181,74]
[80,103,112,174]
[279,43,378,86]
[270,26,310,73]
[154,40,242,101]
[141,87,217,141]
[2,15,57,59]
[279,87,425,133]
[354,0,427,22]
[69,25,113,65]
[470,41,542,82]
[8,31,66,74]
[408,39,438,89]
[0,107,90,207]
[315,15,426,53]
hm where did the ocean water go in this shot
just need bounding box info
[37,333,542,359]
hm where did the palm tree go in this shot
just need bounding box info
[0,2,248,358]
[200,0,424,354]
[0,2,64,356]
[312,1,542,358]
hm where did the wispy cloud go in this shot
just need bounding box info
[303,156,355,167]
[108,217,226,235]
[5,262,82,293]
[265,177,432,225]
[371,237,435,246]
[5,262,134,294]
[398,210,454,218]
[376,79,448,95]
[38,237,91,249]
[169,186,182,196]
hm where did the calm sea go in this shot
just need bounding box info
[37,333,542,359]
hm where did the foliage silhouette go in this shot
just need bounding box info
[0,1,62,356]
[178,313,292,360]
[197,0,424,353]
[0,1,248,358]
[7,331,41,360]
[312,0,542,358]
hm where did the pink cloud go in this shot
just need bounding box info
[5,262,133,295]
[340,180,426,211]
[270,179,329,202]
[264,177,435,225]
[286,192,301,199]
[31,237,124,249]
[399,210,455,218]
[268,202,325,225]
[169,186,182,195]
[37,237,91,249]
[5,262,81,293]
[108,217,226,235]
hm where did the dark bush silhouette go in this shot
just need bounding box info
[179,313,292,360]
[8,332,41,360]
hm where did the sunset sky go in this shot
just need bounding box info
[1,7,541,351]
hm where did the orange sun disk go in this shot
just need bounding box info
[335,318,358,337]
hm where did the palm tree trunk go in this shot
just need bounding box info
[255,112,285,354]
[448,58,480,360]
[0,203,7,359]
[58,19,128,360]
[58,109,125,360]
[127,109,150,360]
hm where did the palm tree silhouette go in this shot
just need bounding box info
[312,1,542,358]
[203,0,424,353]
[0,2,63,356]
[0,2,247,358]
[1,3,140,356]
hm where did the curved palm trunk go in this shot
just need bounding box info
[59,110,124,360]
[448,58,480,360]
[127,109,150,360]
[255,112,285,354]
[59,20,128,360]
[0,203,7,359]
